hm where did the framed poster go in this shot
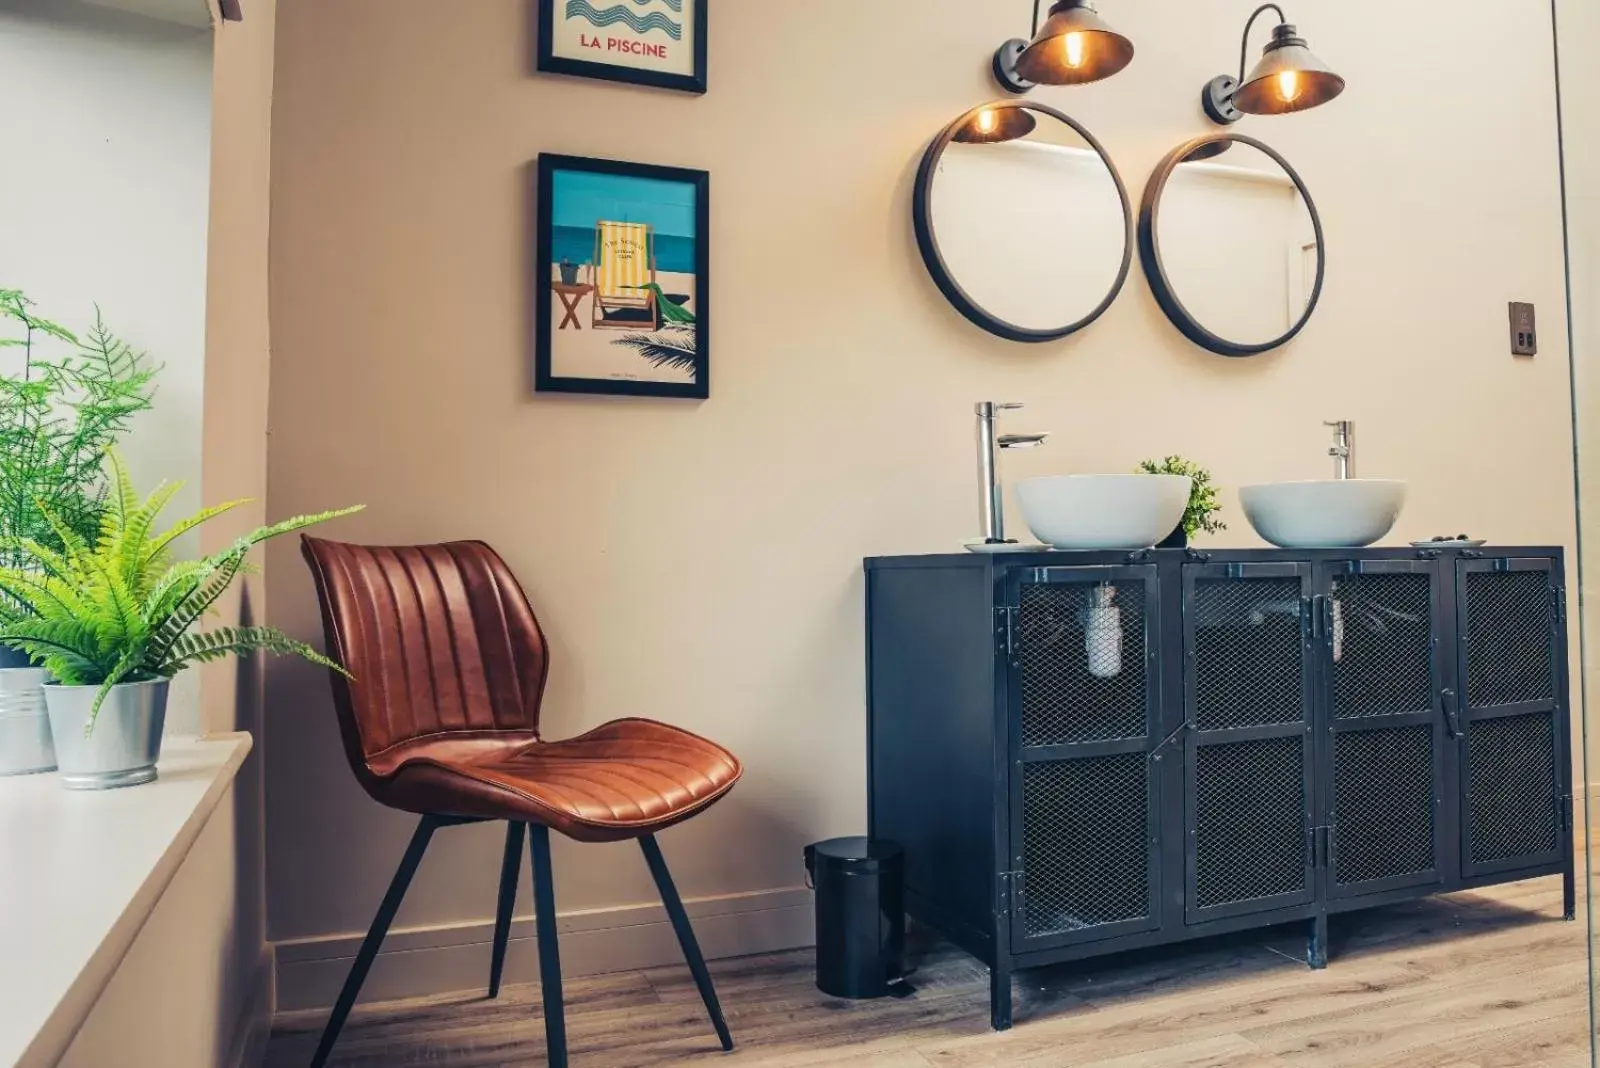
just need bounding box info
[535,154,710,399]
[537,0,708,95]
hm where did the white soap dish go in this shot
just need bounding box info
[963,539,1048,554]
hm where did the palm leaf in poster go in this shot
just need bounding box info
[612,325,699,372]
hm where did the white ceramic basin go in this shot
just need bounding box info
[1016,475,1192,551]
[1240,480,1408,548]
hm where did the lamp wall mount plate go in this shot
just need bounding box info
[994,38,1036,94]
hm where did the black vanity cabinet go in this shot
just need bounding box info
[865,548,1573,1031]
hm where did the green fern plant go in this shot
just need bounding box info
[0,289,157,572]
[1137,455,1226,538]
[0,451,361,732]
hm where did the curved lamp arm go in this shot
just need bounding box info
[1237,3,1286,82]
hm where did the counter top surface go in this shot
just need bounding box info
[865,545,1563,568]
[0,733,252,1068]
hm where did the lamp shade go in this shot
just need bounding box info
[1013,1,1134,86]
[955,105,1038,145]
[1232,23,1345,115]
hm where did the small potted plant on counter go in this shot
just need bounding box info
[1138,455,1225,549]
[0,452,361,789]
[0,291,156,776]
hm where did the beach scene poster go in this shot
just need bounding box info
[536,155,710,399]
[539,0,707,94]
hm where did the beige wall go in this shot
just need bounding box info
[264,0,1579,1005]
[1557,0,1599,800]
[203,0,279,1052]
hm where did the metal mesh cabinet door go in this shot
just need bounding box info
[1183,563,1316,924]
[1321,561,1446,899]
[1456,557,1568,877]
[1007,565,1161,951]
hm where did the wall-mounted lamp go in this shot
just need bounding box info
[993,0,1135,95]
[954,105,1039,145]
[1201,4,1344,125]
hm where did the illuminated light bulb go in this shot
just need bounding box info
[1063,31,1085,69]
[1277,69,1302,104]
[976,108,997,134]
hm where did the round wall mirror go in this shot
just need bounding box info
[914,102,1133,344]
[1139,133,1325,358]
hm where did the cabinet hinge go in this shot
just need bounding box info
[996,605,1018,659]
[999,870,1025,913]
[1312,825,1333,870]
[1556,587,1569,626]
[1559,794,1574,833]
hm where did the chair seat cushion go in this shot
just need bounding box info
[379,718,742,842]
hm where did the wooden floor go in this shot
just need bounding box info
[268,870,1597,1068]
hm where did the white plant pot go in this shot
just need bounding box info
[44,678,169,790]
[0,663,56,777]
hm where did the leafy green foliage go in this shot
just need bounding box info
[0,451,362,732]
[612,324,700,372]
[0,290,157,578]
[1138,455,1226,538]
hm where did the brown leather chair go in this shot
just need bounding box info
[301,537,742,1068]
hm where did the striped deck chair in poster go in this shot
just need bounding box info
[589,220,660,330]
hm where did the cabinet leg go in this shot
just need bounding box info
[1307,913,1329,970]
[989,961,1013,1031]
[1563,866,1577,922]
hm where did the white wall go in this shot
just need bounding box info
[0,0,212,734]
[264,0,1578,1009]
[56,788,263,1068]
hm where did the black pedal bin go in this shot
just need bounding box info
[804,837,905,999]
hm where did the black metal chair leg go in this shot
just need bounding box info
[489,820,524,997]
[528,824,568,1068]
[639,833,735,1051]
[311,816,439,1068]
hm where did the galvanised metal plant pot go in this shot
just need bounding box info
[44,678,168,790]
[0,648,56,777]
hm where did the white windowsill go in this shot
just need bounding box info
[0,733,252,1068]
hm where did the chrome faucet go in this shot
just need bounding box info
[976,402,1049,544]
[1324,420,1354,480]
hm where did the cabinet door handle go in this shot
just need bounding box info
[1441,687,1465,739]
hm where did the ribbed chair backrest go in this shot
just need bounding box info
[300,537,550,789]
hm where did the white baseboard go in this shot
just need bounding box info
[273,886,813,1014]
[224,950,274,1068]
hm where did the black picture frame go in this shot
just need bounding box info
[912,101,1134,345]
[534,153,711,399]
[536,0,708,95]
[1139,133,1326,358]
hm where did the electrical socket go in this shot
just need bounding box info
[1510,302,1537,357]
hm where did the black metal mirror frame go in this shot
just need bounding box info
[913,101,1134,344]
[1139,132,1325,358]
